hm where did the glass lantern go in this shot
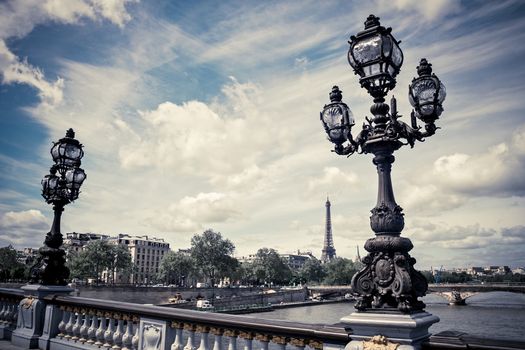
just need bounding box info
[408,58,446,123]
[320,86,354,146]
[65,168,86,200]
[348,14,403,100]
[51,128,84,169]
[41,170,60,203]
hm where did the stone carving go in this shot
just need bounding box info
[19,298,34,329]
[370,203,404,234]
[362,336,398,350]
[142,323,162,350]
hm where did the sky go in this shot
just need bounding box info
[0,0,524,270]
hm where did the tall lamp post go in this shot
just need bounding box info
[32,128,86,285]
[319,15,445,348]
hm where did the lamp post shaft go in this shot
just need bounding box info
[46,203,65,249]
[370,148,404,235]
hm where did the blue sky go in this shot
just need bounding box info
[1,0,524,269]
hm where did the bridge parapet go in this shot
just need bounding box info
[2,286,525,350]
[1,287,349,350]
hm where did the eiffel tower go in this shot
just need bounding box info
[321,196,336,263]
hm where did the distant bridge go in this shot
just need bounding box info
[307,283,525,305]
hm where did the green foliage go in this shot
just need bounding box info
[438,271,472,284]
[67,240,133,284]
[252,248,292,285]
[190,229,236,284]
[299,258,325,284]
[322,257,357,285]
[157,251,194,285]
[0,245,28,281]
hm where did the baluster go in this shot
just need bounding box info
[8,304,17,326]
[183,324,197,350]
[79,312,90,343]
[86,313,98,345]
[255,334,269,350]
[0,302,6,324]
[64,310,75,340]
[239,332,254,350]
[131,321,139,350]
[171,322,184,350]
[112,318,125,349]
[289,338,306,350]
[2,304,13,326]
[121,318,134,350]
[224,330,238,350]
[57,309,69,339]
[271,336,288,350]
[104,314,116,349]
[211,327,223,350]
[197,325,210,350]
[11,303,17,325]
[71,312,82,341]
[95,315,107,347]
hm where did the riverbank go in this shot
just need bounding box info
[165,298,352,314]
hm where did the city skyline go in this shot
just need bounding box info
[1,1,524,270]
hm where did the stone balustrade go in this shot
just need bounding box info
[45,294,347,350]
[1,287,348,350]
[0,288,24,340]
[1,287,525,350]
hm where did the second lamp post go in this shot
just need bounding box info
[320,15,446,313]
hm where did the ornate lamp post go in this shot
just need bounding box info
[32,128,86,285]
[320,14,446,314]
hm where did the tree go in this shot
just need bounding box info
[0,245,27,281]
[252,248,292,286]
[299,258,326,284]
[67,240,133,284]
[190,229,236,286]
[157,251,194,286]
[107,244,133,284]
[323,257,357,285]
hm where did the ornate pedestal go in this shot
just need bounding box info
[11,284,72,349]
[342,311,439,350]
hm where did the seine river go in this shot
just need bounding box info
[255,292,525,341]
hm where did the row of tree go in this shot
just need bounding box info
[155,230,363,287]
[0,229,363,286]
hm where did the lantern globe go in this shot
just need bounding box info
[348,14,403,100]
[409,58,446,123]
[51,128,84,169]
[320,86,354,145]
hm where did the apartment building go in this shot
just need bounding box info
[116,234,170,284]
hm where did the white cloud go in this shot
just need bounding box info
[118,95,267,175]
[146,192,240,233]
[432,126,525,197]
[0,209,49,246]
[308,167,358,193]
[0,0,135,108]
[401,184,465,214]
[378,0,461,22]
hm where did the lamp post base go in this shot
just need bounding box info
[341,310,439,350]
[11,285,73,349]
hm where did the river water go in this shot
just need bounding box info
[255,292,525,341]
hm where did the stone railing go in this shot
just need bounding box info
[2,287,348,350]
[46,294,348,350]
[2,286,525,350]
[0,288,23,340]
